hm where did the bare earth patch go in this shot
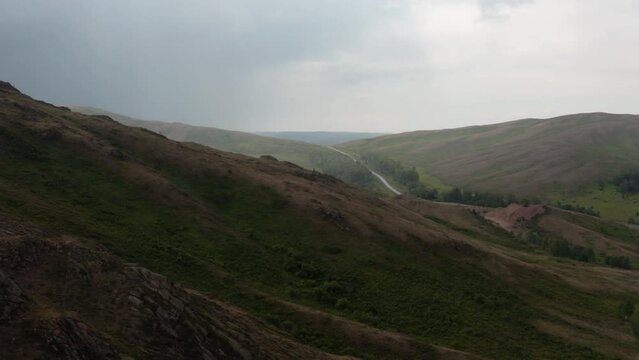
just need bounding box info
[484,203,546,232]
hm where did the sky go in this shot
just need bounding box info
[1,0,639,132]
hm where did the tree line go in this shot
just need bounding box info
[526,231,632,269]
[613,170,639,196]
[361,153,438,199]
[309,152,373,187]
[553,201,600,217]
[361,152,533,205]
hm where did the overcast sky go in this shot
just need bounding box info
[2,0,639,132]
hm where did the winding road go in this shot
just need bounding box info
[327,146,402,195]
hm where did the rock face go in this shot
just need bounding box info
[36,317,122,360]
[0,270,26,320]
[0,215,338,360]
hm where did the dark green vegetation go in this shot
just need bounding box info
[361,153,437,199]
[71,106,378,191]
[440,187,521,208]
[618,298,639,337]
[524,229,595,263]
[2,85,639,359]
[605,255,632,269]
[519,212,637,270]
[361,153,528,206]
[554,201,601,217]
[339,113,639,222]
[614,171,639,196]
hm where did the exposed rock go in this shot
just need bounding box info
[0,215,339,359]
[0,270,26,320]
[484,203,546,232]
[36,317,122,360]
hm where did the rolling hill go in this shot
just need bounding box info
[256,131,386,146]
[70,106,379,192]
[339,113,639,221]
[2,82,639,359]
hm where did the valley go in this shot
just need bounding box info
[5,2,639,359]
[1,82,638,359]
[338,113,639,224]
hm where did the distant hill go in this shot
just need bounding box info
[70,106,378,191]
[339,113,639,220]
[256,131,387,146]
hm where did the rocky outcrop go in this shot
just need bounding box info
[0,270,26,320]
[0,215,340,359]
[36,317,122,360]
[124,267,248,360]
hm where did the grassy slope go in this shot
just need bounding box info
[71,106,362,173]
[339,113,639,210]
[2,87,639,358]
[546,184,639,223]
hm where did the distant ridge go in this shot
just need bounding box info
[339,112,639,195]
[257,131,387,146]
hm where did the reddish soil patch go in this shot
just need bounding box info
[484,203,546,231]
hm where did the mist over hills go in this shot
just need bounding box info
[256,131,387,146]
[70,106,383,193]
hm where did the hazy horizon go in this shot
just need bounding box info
[2,0,639,132]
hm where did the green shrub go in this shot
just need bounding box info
[630,306,639,338]
[605,255,632,269]
[619,297,636,320]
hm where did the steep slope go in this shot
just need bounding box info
[339,113,639,196]
[1,83,639,359]
[70,106,376,190]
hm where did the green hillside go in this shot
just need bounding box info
[339,113,639,221]
[2,84,639,359]
[70,106,378,191]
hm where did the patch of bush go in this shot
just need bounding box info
[361,153,439,200]
[613,171,639,196]
[361,153,419,186]
[550,239,595,262]
[619,297,636,320]
[284,259,325,279]
[313,280,346,306]
[441,187,526,208]
[631,310,639,338]
[554,201,600,217]
[335,298,351,311]
[322,245,343,255]
[309,152,373,186]
[605,255,632,269]
[407,182,438,200]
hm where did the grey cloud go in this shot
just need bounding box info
[1,0,639,132]
[0,0,391,127]
[479,0,534,11]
